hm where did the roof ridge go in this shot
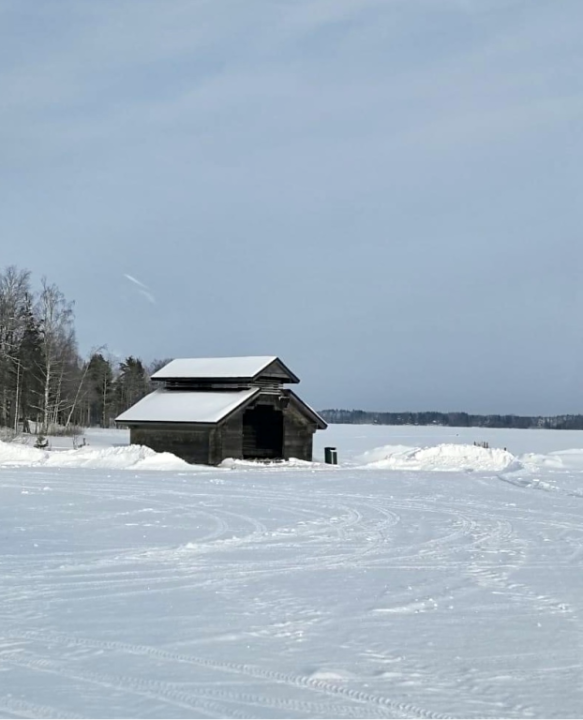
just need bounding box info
[151,356,299,383]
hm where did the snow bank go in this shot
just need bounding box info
[521,449,583,473]
[360,444,583,475]
[0,440,194,471]
[45,445,193,471]
[359,443,522,473]
[0,440,47,466]
[9,438,581,476]
[0,439,319,473]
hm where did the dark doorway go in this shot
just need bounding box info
[242,405,284,460]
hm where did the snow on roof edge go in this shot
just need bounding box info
[116,388,260,425]
[151,356,279,380]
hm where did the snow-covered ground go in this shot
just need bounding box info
[2,424,583,718]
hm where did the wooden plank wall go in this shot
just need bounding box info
[219,415,243,460]
[130,425,212,465]
[283,404,316,461]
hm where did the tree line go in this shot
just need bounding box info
[320,409,583,431]
[0,265,166,434]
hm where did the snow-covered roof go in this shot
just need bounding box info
[116,388,260,424]
[151,356,298,382]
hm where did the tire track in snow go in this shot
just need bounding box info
[4,652,399,720]
[346,500,526,620]
[4,653,231,720]
[5,653,396,720]
[451,505,577,618]
[0,696,80,720]
[0,506,401,608]
[0,491,521,624]
[7,631,452,719]
[4,495,480,611]
[69,501,399,594]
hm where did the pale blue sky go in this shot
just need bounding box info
[2,0,582,414]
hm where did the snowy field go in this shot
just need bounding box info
[2,425,583,718]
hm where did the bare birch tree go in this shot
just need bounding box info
[34,278,76,433]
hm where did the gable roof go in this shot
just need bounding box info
[116,388,260,425]
[151,356,299,383]
[286,390,328,430]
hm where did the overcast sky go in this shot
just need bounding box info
[2,0,582,414]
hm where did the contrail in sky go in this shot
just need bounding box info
[123,273,156,304]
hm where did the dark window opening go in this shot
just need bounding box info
[243,405,284,459]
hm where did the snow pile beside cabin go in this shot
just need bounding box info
[359,442,521,472]
[0,440,193,471]
[2,436,570,474]
[0,440,313,471]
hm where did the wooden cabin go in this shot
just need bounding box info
[116,356,327,465]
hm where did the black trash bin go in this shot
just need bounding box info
[324,447,338,465]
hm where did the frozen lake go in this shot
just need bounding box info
[2,424,583,718]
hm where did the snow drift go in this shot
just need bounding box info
[4,437,582,475]
[520,449,583,473]
[359,443,522,473]
[0,440,193,471]
[0,440,47,466]
[0,441,316,472]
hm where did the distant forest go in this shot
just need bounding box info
[320,409,583,431]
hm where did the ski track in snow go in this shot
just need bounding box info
[2,428,583,717]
